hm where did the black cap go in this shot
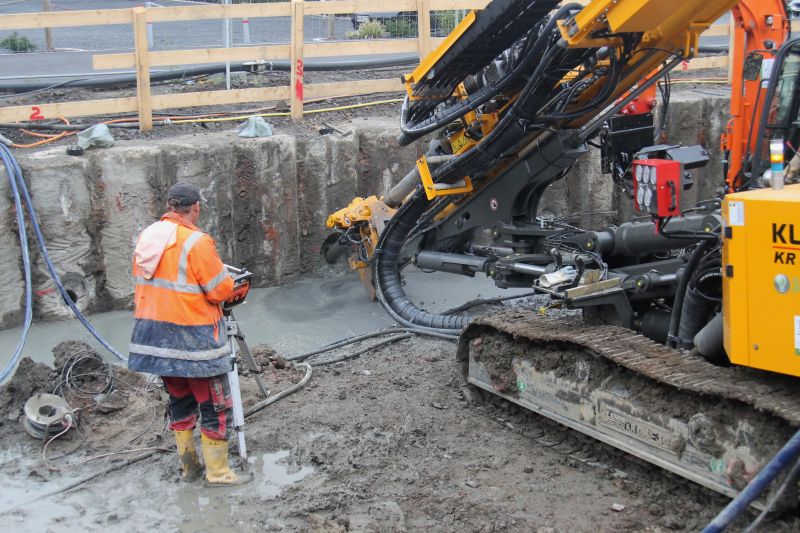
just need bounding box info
[167,182,201,207]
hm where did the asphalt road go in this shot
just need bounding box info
[0,0,363,50]
[0,0,414,81]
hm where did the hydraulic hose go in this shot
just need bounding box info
[375,5,649,333]
[0,145,33,383]
[702,429,800,533]
[373,189,469,334]
[398,3,581,146]
[429,29,584,187]
[0,144,127,362]
[538,50,622,122]
[374,43,581,334]
[667,239,714,348]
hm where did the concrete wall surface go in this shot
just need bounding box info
[0,91,728,328]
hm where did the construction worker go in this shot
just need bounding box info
[128,182,245,485]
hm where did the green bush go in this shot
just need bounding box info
[384,18,417,38]
[433,11,457,36]
[0,32,37,53]
[346,21,388,40]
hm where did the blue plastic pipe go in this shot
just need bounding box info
[0,143,127,363]
[702,429,800,533]
[0,145,33,382]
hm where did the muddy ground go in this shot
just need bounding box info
[0,67,409,150]
[0,65,729,151]
[1,332,797,532]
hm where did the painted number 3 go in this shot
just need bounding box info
[294,59,304,102]
[29,106,44,121]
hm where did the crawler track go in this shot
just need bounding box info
[457,310,800,502]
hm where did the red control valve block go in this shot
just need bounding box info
[632,159,681,217]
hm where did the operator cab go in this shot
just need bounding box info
[751,37,800,187]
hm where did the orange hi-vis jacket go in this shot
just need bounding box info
[128,212,235,378]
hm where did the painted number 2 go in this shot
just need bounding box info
[294,59,304,102]
[29,106,44,121]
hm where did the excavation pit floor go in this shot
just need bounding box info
[0,273,798,532]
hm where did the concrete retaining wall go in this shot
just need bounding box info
[0,92,728,329]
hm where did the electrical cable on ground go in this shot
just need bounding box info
[10,117,72,148]
[311,333,415,367]
[123,404,160,446]
[53,347,115,400]
[42,414,77,472]
[243,362,313,418]
[441,291,539,315]
[1,98,404,149]
[73,446,173,468]
[168,98,404,124]
[286,327,458,363]
[0,359,313,514]
[40,423,89,463]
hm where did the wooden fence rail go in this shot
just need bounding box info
[0,1,781,129]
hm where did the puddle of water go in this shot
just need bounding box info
[0,444,99,530]
[176,486,239,533]
[253,449,315,500]
[171,449,314,532]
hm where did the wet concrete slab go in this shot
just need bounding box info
[0,270,530,376]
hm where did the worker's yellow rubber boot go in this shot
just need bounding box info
[200,434,247,486]
[174,429,202,481]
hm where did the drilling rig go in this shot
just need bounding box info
[325,0,800,503]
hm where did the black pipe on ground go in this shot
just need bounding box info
[0,56,419,93]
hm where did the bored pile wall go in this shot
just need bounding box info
[0,94,727,329]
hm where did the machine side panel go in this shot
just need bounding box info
[722,198,750,366]
[724,185,800,375]
[745,192,800,376]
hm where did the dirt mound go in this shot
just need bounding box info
[248,342,292,371]
[52,340,96,372]
[0,340,161,453]
[0,357,55,426]
[50,340,149,411]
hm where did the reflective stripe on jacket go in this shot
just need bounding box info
[128,212,235,378]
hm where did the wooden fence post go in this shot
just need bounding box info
[42,0,54,51]
[291,0,305,121]
[417,0,431,59]
[132,7,153,131]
